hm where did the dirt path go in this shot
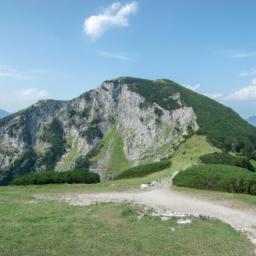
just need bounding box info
[35,175,256,251]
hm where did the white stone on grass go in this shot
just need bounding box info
[177,219,192,225]
[140,184,149,190]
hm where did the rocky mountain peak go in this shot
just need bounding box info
[0,78,199,183]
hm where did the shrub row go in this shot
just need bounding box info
[115,160,171,179]
[200,152,255,171]
[12,170,100,185]
[173,164,256,195]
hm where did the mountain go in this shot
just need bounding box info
[247,116,256,127]
[1,77,256,185]
[0,109,9,119]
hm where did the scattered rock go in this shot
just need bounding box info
[140,180,161,190]
[140,184,149,190]
[137,214,144,220]
[152,212,160,217]
[177,219,192,225]
[160,216,170,221]
[149,180,161,187]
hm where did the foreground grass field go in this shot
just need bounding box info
[0,189,254,256]
[1,135,255,255]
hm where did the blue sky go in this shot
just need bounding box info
[0,0,256,117]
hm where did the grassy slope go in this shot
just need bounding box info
[0,193,254,256]
[58,143,80,171]
[171,135,220,170]
[106,132,131,176]
[93,126,131,177]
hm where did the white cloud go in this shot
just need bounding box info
[0,65,20,79]
[185,83,223,100]
[0,88,49,112]
[226,79,256,100]
[185,83,201,91]
[84,1,138,39]
[229,51,256,59]
[239,68,256,77]
[203,92,223,99]
[97,51,132,61]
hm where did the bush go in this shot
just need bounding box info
[115,160,171,179]
[121,207,135,217]
[173,164,256,195]
[11,170,100,186]
[200,153,255,172]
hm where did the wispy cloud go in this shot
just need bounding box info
[84,1,138,39]
[203,92,223,100]
[226,79,256,100]
[239,68,256,77]
[0,88,49,112]
[185,83,201,91]
[0,65,45,80]
[0,65,22,79]
[97,51,132,61]
[15,88,48,100]
[185,83,223,100]
[229,51,256,59]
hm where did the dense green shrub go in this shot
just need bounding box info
[11,170,100,185]
[173,164,256,195]
[200,153,255,172]
[115,160,171,179]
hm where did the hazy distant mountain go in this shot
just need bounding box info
[247,116,256,127]
[1,77,256,185]
[0,109,9,119]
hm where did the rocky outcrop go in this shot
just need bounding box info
[0,78,199,183]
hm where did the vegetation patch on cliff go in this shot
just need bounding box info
[106,131,131,176]
[37,118,66,170]
[78,124,131,177]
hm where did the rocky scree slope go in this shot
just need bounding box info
[0,77,255,185]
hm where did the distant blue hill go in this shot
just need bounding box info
[0,109,10,119]
[247,116,256,127]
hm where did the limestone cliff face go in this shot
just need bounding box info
[0,78,199,183]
